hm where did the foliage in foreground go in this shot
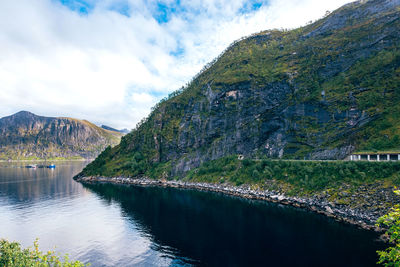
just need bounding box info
[377,190,400,266]
[0,239,88,267]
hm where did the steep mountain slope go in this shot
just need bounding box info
[81,0,400,178]
[0,111,122,160]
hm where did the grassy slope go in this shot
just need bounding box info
[184,156,400,191]
[80,1,400,182]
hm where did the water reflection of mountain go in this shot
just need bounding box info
[0,162,87,204]
[84,183,385,267]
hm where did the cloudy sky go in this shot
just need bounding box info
[0,0,354,129]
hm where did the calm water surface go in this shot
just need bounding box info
[0,161,386,266]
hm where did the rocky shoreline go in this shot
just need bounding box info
[74,175,391,232]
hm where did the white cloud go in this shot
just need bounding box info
[0,0,354,129]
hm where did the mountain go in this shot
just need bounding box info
[120,128,130,134]
[0,111,123,160]
[101,125,130,134]
[80,0,400,178]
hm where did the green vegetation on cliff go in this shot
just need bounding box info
[80,0,400,179]
[185,157,400,191]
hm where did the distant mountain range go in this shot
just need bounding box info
[101,125,130,134]
[0,111,123,160]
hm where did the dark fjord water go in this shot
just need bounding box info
[0,161,386,266]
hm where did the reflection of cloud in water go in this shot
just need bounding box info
[0,162,170,267]
[84,184,200,266]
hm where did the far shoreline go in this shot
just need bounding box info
[0,159,93,163]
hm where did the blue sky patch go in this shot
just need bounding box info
[152,1,185,23]
[57,0,95,14]
[240,0,266,14]
[170,46,185,57]
[55,0,268,21]
[108,1,131,17]
[153,2,171,23]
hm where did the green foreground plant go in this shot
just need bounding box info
[376,190,400,266]
[0,239,88,267]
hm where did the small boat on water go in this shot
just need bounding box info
[26,164,37,169]
[25,164,55,169]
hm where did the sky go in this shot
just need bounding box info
[0,0,354,130]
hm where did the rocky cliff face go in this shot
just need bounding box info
[0,111,122,160]
[81,0,400,178]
